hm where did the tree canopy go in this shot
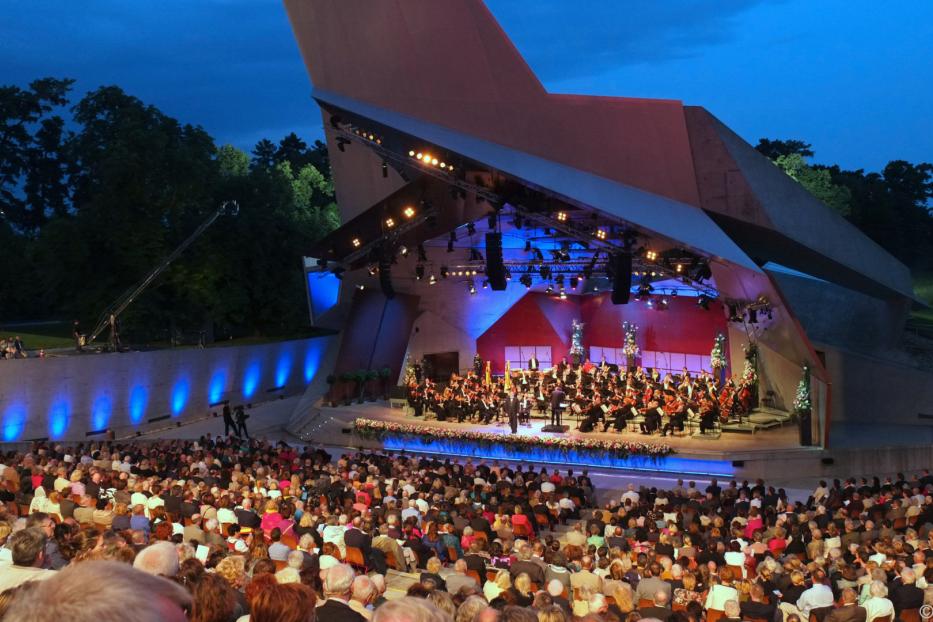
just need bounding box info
[0,78,338,341]
[756,138,933,272]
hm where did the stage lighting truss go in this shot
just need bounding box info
[329,116,719,298]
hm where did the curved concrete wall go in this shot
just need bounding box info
[0,336,334,442]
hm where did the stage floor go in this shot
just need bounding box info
[334,402,805,460]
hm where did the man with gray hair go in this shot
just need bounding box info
[824,588,866,622]
[722,599,742,622]
[638,590,673,622]
[889,568,924,617]
[0,528,55,591]
[133,540,180,577]
[350,574,377,620]
[5,560,191,622]
[319,563,365,622]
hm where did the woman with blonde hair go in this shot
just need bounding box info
[509,572,535,607]
[69,470,85,496]
[608,580,634,619]
[484,569,512,602]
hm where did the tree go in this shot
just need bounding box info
[0,77,74,232]
[250,138,277,170]
[775,153,852,217]
[755,138,814,160]
[217,144,249,178]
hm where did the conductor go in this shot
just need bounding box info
[550,383,566,428]
[528,354,539,371]
[504,389,521,434]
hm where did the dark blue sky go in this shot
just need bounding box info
[2,1,931,172]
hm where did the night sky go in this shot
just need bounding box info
[2,0,931,171]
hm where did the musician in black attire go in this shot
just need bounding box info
[699,396,718,434]
[550,383,566,427]
[528,354,539,371]
[222,404,236,437]
[504,389,521,434]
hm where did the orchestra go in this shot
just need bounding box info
[405,358,755,437]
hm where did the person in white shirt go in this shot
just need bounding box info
[863,580,895,622]
[704,569,739,611]
[621,484,640,505]
[796,572,835,619]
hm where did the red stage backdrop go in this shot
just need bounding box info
[477,293,727,373]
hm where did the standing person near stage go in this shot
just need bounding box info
[505,389,521,434]
[528,353,539,371]
[235,405,250,438]
[550,383,565,428]
[222,403,236,437]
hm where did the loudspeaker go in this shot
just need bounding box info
[732,460,745,467]
[610,252,632,305]
[486,232,507,290]
[378,259,395,299]
[821,457,834,465]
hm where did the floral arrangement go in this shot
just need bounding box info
[710,333,727,370]
[403,354,417,385]
[793,364,811,414]
[742,342,759,385]
[353,418,675,459]
[570,319,585,359]
[621,321,639,359]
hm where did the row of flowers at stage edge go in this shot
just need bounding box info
[352,418,675,460]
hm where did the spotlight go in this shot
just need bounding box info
[545,284,554,294]
[440,266,449,279]
[385,217,395,228]
[482,279,489,289]
[595,228,607,240]
[429,274,437,285]
[415,265,425,280]
[368,265,377,276]
[559,289,567,300]
[540,266,551,279]
[408,150,415,157]
[357,284,365,290]
[646,298,654,308]
[570,277,579,289]
[416,152,423,160]
[398,246,409,257]
[520,274,532,289]
[469,281,476,295]
[659,298,669,310]
[675,263,683,273]
[556,211,567,222]
[467,222,476,236]
[417,244,428,262]
[381,161,388,178]
[524,240,532,252]
[448,165,454,172]
[646,250,658,261]
[697,295,710,310]
[533,248,545,262]
[351,238,361,248]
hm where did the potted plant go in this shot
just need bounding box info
[379,367,392,400]
[325,374,337,407]
[365,369,380,401]
[340,372,355,406]
[354,369,368,404]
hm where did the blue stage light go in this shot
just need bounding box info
[209,370,227,404]
[242,362,261,398]
[172,378,190,416]
[304,341,325,383]
[129,385,148,424]
[275,351,292,388]
[92,394,112,431]
[49,398,71,439]
[2,404,26,442]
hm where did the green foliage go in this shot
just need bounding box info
[0,77,339,341]
[775,153,852,217]
[758,138,933,272]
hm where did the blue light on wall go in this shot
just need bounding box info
[275,351,292,388]
[129,385,148,424]
[307,271,341,322]
[242,361,261,398]
[2,404,27,442]
[48,398,71,439]
[209,370,227,404]
[304,342,325,383]
[92,394,112,431]
[171,378,190,416]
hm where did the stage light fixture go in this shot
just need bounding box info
[429,274,437,285]
[611,252,633,305]
[398,246,409,257]
[381,161,388,178]
[556,211,567,222]
[533,248,545,262]
[595,228,607,240]
[448,165,454,172]
[416,152,423,160]
[469,248,483,262]
[417,244,428,262]
[646,250,658,261]
[524,240,532,252]
[540,266,551,279]
[482,279,489,289]
[676,263,683,273]
[545,284,554,294]
[728,304,741,322]
[487,213,497,230]
[520,274,533,289]
[697,295,710,310]
[357,284,365,290]
[447,240,454,253]
[408,150,415,157]
[403,206,415,219]
[659,298,669,310]
[351,238,361,248]
[570,277,579,289]
[440,266,449,279]
[431,157,438,165]
[467,222,476,236]
[646,298,654,308]
[559,289,567,300]
[367,265,377,276]
[415,264,425,280]
[748,308,759,324]
[385,217,395,228]
[469,280,476,295]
